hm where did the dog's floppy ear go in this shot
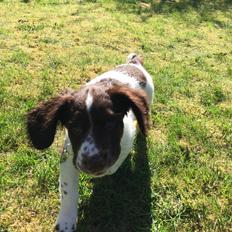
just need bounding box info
[108,86,149,136]
[27,93,74,150]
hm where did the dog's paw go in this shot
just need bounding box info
[54,216,77,232]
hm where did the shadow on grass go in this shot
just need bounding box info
[115,0,232,23]
[77,133,152,232]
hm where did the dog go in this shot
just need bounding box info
[27,53,154,231]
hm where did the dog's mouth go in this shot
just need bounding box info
[76,162,106,177]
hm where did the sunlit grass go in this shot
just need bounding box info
[0,0,231,231]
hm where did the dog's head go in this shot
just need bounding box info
[27,83,149,176]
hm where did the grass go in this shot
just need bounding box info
[0,0,231,231]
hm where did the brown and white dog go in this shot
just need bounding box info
[27,53,154,232]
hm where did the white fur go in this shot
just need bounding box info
[131,63,154,105]
[85,91,93,111]
[56,136,79,232]
[87,70,141,89]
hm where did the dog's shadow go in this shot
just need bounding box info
[77,133,152,232]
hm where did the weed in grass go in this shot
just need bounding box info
[200,85,227,107]
[40,37,59,44]
[9,50,30,67]
[17,23,46,33]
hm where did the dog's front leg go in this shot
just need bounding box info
[55,142,79,232]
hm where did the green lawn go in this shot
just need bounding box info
[0,0,232,231]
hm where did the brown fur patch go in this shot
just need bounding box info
[27,88,90,153]
[114,65,147,88]
[108,85,149,136]
[27,93,75,150]
[27,81,149,174]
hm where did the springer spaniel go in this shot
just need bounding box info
[27,53,154,232]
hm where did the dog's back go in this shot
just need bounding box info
[88,53,154,106]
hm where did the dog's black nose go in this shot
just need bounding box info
[81,152,107,173]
